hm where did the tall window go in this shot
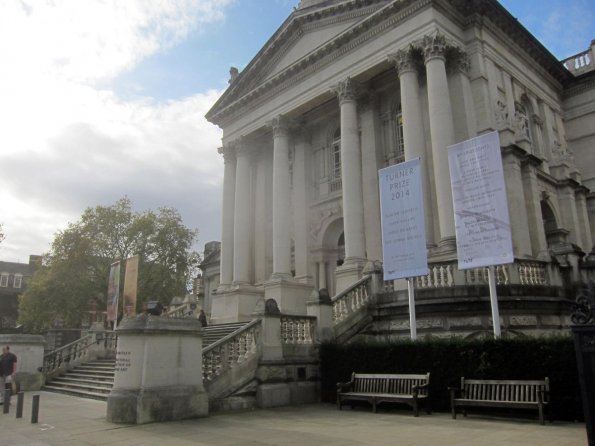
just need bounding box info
[329,127,342,193]
[0,273,8,287]
[393,108,404,159]
[13,274,22,289]
[331,128,341,180]
[382,105,405,165]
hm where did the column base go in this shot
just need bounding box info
[430,237,457,260]
[264,276,314,315]
[335,257,367,294]
[107,385,208,424]
[210,285,264,324]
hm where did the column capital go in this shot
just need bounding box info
[448,47,470,74]
[422,33,449,63]
[270,115,295,138]
[232,136,251,158]
[217,145,236,162]
[388,47,421,76]
[332,77,360,105]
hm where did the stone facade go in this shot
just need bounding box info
[205,0,595,336]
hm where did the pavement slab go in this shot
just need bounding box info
[0,392,587,446]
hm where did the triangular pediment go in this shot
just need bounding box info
[207,0,391,121]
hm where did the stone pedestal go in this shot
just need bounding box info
[210,285,263,324]
[264,277,313,315]
[335,257,367,294]
[306,289,333,342]
[0,334,45,390]
[106,316,208,424]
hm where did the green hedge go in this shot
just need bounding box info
[320,337,582,421]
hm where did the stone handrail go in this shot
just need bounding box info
[202,319,261,383]
[332,275,371,323]
[280,315,316,345]
[42,334,93,376]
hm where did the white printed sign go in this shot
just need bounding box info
[379,158,428,280]
[448,131,514,269]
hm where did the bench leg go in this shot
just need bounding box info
[426,398,431,415]
[538,404,544,425]
[372,398,377,414]
[413,399,419,417]
[451,404,456,420]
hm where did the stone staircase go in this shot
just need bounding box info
[43,359,115,401]
[43,322,250,401]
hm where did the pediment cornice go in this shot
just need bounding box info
[206,0,575,126]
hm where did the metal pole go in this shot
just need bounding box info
[31,394,40,424]
[488,266,501,338]
[16,391,24,418]
[408,278,417,340]
[3,389,10,414]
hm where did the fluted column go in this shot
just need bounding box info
[389,48,434,245]
[293,126,312,282]
[423,34,456,244]
[271,116,292,279]
[334,78,366,261]
[233,140,252,285]
[218,145,236,287]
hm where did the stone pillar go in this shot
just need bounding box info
[218,145,236,288]
[318,261,327,289]
[293,127,313,283]
[576,189,593,250]
[106,316,208,424]
[522,162,549,259]
[502,147,533,258]
[0,335,45,391]
[359,92,383,262]
[423,34,456,248]
[233,140,252,285]
[449,51,477,141]
[306,289,333,342]
[254,150,269,284]
[560,183,582,247]
[270,116,293,279]
[389,48,434,245]
[333,78,367,292]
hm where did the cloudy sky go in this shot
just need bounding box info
[0,0,593,263]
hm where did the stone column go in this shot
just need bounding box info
[449,51,477,141]
[271,116,293,279]
[522,162,549,259]
[333,78,367,292]
[359,92,383,261]
[423,34,456,248]
[233,140,252,285]
[218,145,236,288]
[318,261,327,289]
[576,189,593,250]
[254,149,269,284]
[293,126,313,283]
[389,48,434,245]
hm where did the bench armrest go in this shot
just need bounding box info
[336,380,353,393]
[448,387,462,398]
[537,388,549,403]
[412,382,429,397]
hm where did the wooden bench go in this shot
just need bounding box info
[337,372,430,416]
[450,377,551,424]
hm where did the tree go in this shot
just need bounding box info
[18,198,198,332]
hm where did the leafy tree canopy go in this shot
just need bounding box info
[19,197,198,332]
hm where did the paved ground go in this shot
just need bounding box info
[1,391,587,446]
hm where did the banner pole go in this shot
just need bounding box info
[407,278,417,341]
[487,266,501,338]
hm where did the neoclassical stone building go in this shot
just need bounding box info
[205,0,595,337]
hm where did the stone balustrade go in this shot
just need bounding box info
[332,275,371,323]
[563,48,594,76]
[42,334,93,378]
[202,319,261,383]
[280,315,316,345]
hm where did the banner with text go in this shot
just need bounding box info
[106,261,121,322]
[123,255,139,318]
[379,158,428,280]
[448,131,514,269]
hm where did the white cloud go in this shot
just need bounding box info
[0,0,231,261]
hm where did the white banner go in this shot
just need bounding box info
[379,158,428,280]
[448,131,514,269]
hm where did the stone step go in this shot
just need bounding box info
[67,372,115,382]
[52,377,113,388]
[71,367,114,376]
[44,380,112,394]
[203,322,248,346]
[43,385,109,402]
